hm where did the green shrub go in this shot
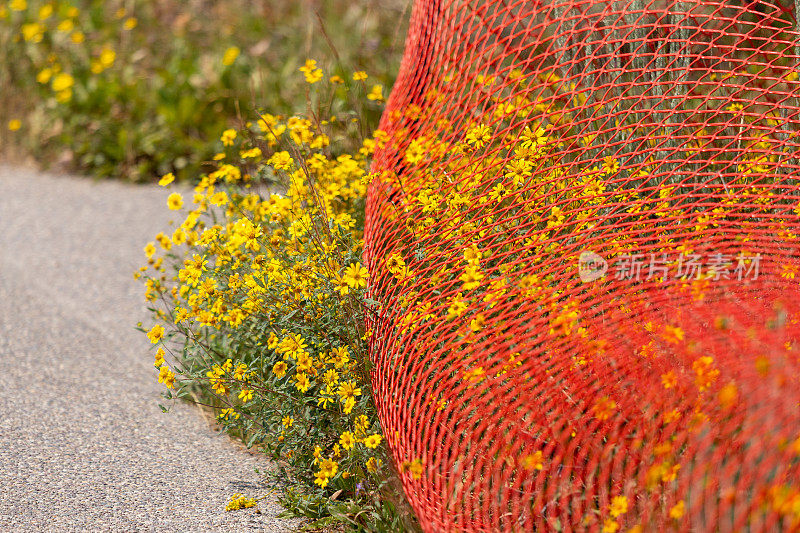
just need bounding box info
[138,68,418,531]
[0,0,407,181]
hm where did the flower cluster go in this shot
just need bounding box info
[225,493,257,512]
[138,64,411,526]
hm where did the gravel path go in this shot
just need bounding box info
[0,165,299,532]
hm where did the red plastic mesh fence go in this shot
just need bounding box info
[365,0,800,530]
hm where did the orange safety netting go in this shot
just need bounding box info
[365,0,800,530]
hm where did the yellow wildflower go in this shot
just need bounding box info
[299,59,323,84]
[339,431,355,450]
[36,68,52,84]
[267,332,279,350]
[601,519,619,533]
[294,372,310,392]
[447,293,468,319]
[609,496,628,518]
[240,147,262,159]
[272,361,287,378]
[221,129,237,146]
[669,500,685,519]
[225,493,256,511]
[222,46,240,66]
[153,347,165,368]
[405,458,423,479]
[364,434,382,448]
[296,352,313,372]
[593,396,617,421]
[21,22,44,42]
[268,151,293,170]
[233,363,249,381]
[218,408,240,421]
[661,371,677,389]
[663,325,684,344]
[718,381,738,409]
[366,457,382,473]
[99,48,116,70]
[167,193,184,210]
[158,365,175,389]
[51,73,75,92]
[147,324,165,344]
[692,356,719,391]
[465,124,491,149]
[313,458,338,488]
[459,266,484,290]
[338,381,361,402]
[367,84,384,101]
[521,451,543,470]
[343,262,369,288]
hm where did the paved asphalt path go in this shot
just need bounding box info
[0,165,299,532]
